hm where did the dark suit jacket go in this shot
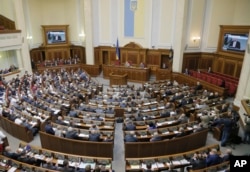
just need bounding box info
[65,130,79,139]
[229,41,241,49]
[206,154,222,166]
[4,151,22,160]
[150,135,162,142]
[124,134,138,142]
[125,123,136,130]
[89,133,101,141]
[45,124,55,135]
[190,158,206,170]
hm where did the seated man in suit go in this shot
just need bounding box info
[174,127,189,138]
[92,114,104,121]
[44,120,55,135]
[204,149,222,167]
[22,119,39,136]
[124,131,138,142]
[65,127,79,140]
[89,130,101,141]
[177,113,189,124]
[55,116,67,126]
[186,153,206,172]
[150,131,162,142]
[68,106,78,117]
[3,146,24,160]
[124,121,136,131]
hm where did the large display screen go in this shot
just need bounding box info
[222,33,248,52]
[47,31,66,44]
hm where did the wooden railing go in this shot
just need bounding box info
[39,131,113,158]
[125,129,208,158]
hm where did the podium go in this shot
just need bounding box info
[109,72,127,86]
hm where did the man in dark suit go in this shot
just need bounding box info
[221,148,233,162]
[124,121,136,131]
[65,127,79,139]
[55,116,67,126]
[124,131,138,142]
[186,153,206,172]
[44,120,55,135]
[89,130,101,141]
[68,107,78,117]
[174,127,189,138]
[229,39,241,49]
[3,146,24,160]
[205,149,222,166]
[150,132,162,142]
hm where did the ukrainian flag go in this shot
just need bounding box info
[124,0,145,38]
[116,38,120,60]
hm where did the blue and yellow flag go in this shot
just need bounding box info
[116,38,120,60]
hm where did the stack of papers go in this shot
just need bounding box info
[130,165,140,169]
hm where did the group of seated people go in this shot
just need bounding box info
[2,144,114,172]
[0,67,243,172]
[126,142,233,172]
[45,120,113,142]
[0,64,18,75]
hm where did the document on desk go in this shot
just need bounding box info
[78,133,89,138]
[130,164,140,169]
[171,160,181,165]
[57,159,64,165]
[157,162,164,168]
[180,159,190,165]
[79,162,96,169]
[7,167,17,172]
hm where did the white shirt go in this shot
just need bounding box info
[14,118,23,125]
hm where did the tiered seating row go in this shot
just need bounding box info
[0,116,34,142]
[0,141,112,172]
[125,143,223,171]
[39,131,113,158]
[124,121,199,142]
[124,129,208,158]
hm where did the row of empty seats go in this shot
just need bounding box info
[189,70,238,96]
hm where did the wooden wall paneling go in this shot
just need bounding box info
[200,53,215,70]
[146,50,161,74]
[223,60,236,76]
[182,53,201,72]
[94,47,101,65]
[71,45,86,64]
[214,57,224,73]
[198,57,213,70]
[127,51,138,65]
[102,50,109,65]
[121,51,127,64]
[110,50,116,65]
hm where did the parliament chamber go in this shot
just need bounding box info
[1,1,250,171]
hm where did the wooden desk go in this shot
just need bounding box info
[103,65,150,82]
[109,72,127,86]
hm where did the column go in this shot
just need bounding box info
[172,0,189,73]
[83,0,94,65]
[13,0,32,74]
[234,31,250,106]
